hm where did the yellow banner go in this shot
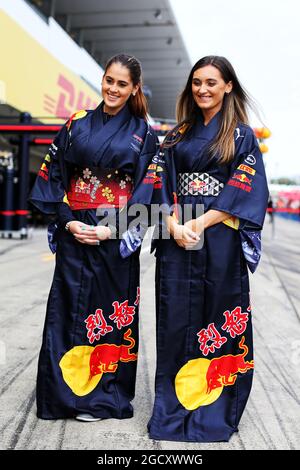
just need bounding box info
[0,11,101,122]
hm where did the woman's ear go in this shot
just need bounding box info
[226,81,233,94]
[132,84,140,97]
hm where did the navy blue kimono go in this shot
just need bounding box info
[29,102,157,420]
[147,113,269,442]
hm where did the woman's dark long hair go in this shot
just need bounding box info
[166,56,253,164]
[104,54,148,120]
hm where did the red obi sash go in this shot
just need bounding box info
[67,167,133,210]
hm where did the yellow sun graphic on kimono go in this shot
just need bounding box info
[175,358,223,409]
[59,345,100,397]
[59,329,137,396]
[175,337,254,409]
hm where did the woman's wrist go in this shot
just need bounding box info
[195,215,206,231]
[166,215,179,237]
[65,220,76,232]
[200,210,230,230]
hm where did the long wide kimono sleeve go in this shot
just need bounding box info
[209,127,269,272]
[28,125,72,217]
[209,128,269,229]
[29,124,75,253]
[130,144,176,208]
[127,125,159,206]
[119,127,161,258]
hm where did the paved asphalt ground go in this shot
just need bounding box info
[0,216,299,450]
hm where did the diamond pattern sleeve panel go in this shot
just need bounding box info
[177,173,224,197]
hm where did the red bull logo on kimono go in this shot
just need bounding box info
[232,172,252,185]
[175,306,253,410]
[188,179,206,191]
[59,328,137,396]
[59,288,140,396]
[143,164,163,188]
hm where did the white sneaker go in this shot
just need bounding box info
[75,413,102,422]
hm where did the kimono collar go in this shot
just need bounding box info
[92,100,132,131]
[102,110,114,124]
[88,101,132,162]
[194,110,222,140]
[64,100,135,167]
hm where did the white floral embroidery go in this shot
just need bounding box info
[90,176,99,185]
[90,180,101,200]
[119,180,126,189]
[83,168,92,179]
[125,175,132,182]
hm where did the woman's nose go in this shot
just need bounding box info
[199,84,208,94]
[109,84,118,93]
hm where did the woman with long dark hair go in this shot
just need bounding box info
[29,54,157,422]
[147,56,269,441]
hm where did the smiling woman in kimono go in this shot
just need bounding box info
[29,54,157,422]
[147,56,269,442]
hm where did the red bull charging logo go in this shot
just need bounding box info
[189,180,206,191]
[175,336,253,410]
[59,328,137,396]
[232,172,252,185]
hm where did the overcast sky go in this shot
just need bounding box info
[170,0,300,179]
